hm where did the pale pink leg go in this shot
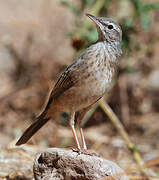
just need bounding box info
[69,112,81,150]
[77,107,92,150]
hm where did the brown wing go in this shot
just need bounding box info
[45,51,93,110]
[52,70,76,98]
[45,63,79,110]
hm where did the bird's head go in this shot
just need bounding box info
[86,13,122,43]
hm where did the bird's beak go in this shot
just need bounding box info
[86,13,104,41]
[86,13,101,27]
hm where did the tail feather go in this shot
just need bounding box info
[16,113,50,146]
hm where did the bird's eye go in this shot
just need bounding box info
[108,24,114,29]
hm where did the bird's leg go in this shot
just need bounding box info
[77,110,88,151]
[69,112,81,150]
[77,105,92,151]
[77,106,101,157]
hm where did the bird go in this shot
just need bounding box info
[16,13,122,153]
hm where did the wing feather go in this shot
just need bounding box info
[45,63,79,109]
[45,53,93,110]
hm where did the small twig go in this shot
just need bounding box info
[98,99,145,171]
[81,103,99,126]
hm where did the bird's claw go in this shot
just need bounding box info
[71,148,100,157]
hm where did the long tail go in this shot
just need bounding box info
[16,112,50,146]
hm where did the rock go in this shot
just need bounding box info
[33,148,129,180]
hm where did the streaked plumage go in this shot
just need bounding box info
[16,14,122,152]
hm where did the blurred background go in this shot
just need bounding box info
[0,0,159,178]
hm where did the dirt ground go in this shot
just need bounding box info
[0,0,159,179]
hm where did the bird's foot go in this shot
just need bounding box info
[71,148,100,157]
